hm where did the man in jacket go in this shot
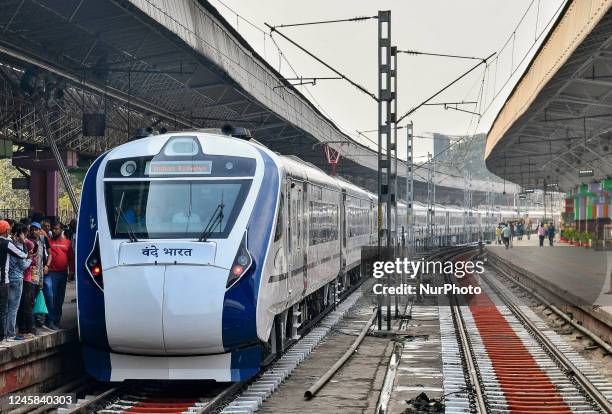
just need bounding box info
[44,221,74,330]
[502,224,512,249]
[548,223,555,246]
[0,220,28,343]
[7,224,32,341]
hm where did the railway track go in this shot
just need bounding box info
[447,250,612,413]
[10,274,372,414]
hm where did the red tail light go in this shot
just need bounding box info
[86,234,103,290]
[227,234,252,288]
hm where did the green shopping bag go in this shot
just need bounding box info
[33,290,48,315]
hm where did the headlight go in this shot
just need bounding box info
[227,233,252,289]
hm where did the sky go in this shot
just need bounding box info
[208,0,566,161]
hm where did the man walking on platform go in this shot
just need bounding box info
[526,217,532,240]
[495,226,502,245]
[44,221,74,330]
[548,223,555,246]
[537,223,546,247]
[502,224,511,249]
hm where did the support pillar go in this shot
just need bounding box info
[13,150,76,217]
[29,169,59,216]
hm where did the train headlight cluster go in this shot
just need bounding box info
[227,234,252,289]
[120,160,137,177]
[86,234,104,290]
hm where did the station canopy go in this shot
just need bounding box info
[486,1,612,193]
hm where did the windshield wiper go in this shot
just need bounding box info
[198,202,224,242]
[115,204,139,242]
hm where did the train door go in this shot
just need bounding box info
[285,181,293,300]
[302,182,309,297]
[341,191,347,273]
[288,179,304,300]
[445,211,450,246]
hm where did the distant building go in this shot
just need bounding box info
[433,133,450,160]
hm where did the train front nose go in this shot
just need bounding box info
[104,243,230,355]
[161,265,227,354]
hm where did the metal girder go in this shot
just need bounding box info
[554,95,612,109]
[0,44,194,127]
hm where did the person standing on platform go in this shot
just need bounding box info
[537,223,546,247]
[502,224,511,249]
[0,220,28,343]
[41,220,51,239]
[7,224,31,341]
[44,221,74,330]
[35,222,51,329]
[23,223,45,335]
[548,222,555,246]
[495,225,502,245]
[517,221,524,241]
[526,218,532,240]
[16,224,37,338]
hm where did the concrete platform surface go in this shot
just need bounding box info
[1,280,77,349]
[0,281,81,398]
[487,238,612,321]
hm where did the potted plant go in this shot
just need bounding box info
[564,228,578,245]
[579,231,590,247]
[573,229,581,246]
[585,232,594,248]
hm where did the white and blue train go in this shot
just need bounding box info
[76,131,382,382]
[76,130,555,382]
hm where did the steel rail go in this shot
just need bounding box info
[489,260,612,355]
[482,271,612,413]
[63,384,128,414]
[194,382,245,414]
[67,272,374,413]
[446,250,488,414]
[450,299,488,413]
[304,308,378,399]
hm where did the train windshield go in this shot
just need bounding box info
[105,179,251,239]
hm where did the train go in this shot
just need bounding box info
[75,130,557,382]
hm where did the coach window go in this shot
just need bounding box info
[287,193,292,254]
[274,195,284,242]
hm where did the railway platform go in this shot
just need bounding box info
[0,282,80,405]
[486,238,612,342]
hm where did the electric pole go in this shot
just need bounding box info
[377,10,396,331]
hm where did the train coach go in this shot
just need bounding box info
[76,130,382,382]
[75,129,557,382]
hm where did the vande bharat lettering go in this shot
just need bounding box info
[140,245,193,258]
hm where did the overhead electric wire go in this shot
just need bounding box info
[269,15,378,30]
[396,53,495,124]
[480,0,567,117]
[397,50,485,61]
[265,23,378,101]
[269,35,367,149]
[208,0,351,136]
[404,0,565,179]
[409,0,564,177]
